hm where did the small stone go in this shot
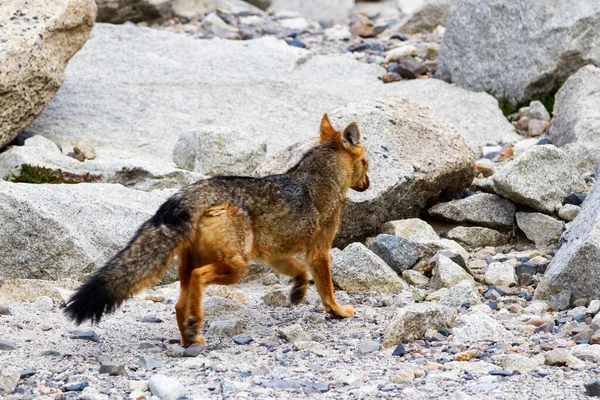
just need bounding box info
[99,363,126,376]
[74,140,95,160]
[63,381,89,391]
[368,234,423,273]
[208,319,244,337]
[394,55,427,79]
[528,119,549,137]
[70,330,100,343]
[587,300,600,315]
[528,101,551,121]
[350,16,374,38]
[357,340,380,354]
[392,369,415,383]
[475,158,495,177]
[447,226,508,248]
[141,315,163,323]
[484,262,517,287]
[550,289,572,311]
[231,290,248,305]
[233,336,253,345]
[544,349,568,366]
[489,370,513,377]
[0,340,18,351]
[518,272,534,287]
[0,366,20,394]
[440,280,481,308]
[535,323,554,333]
[263,285,289,307]
[382,72,403,83]
[148,375,185,400]
[279,324,309,342]
[573,329,594,342]
[430,253,474,289]
[402,270,430,286]
[183,343,205,357]
[0,306,11,315]
[392,344,406,357]
[32,296,53,311]
[558,204,580,222]
[138,355,162,370]
[286,39,306,49]
[585,379,600,397]
[564,193,586,205]
[40,349,61,356]
[456,350,476,361]
[19,369,36,378]
[262,273,279,286]
[516,212,564,246]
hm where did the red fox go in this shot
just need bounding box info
[65,114,370,346]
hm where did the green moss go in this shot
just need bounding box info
[488,89,557,117]
[4,164,102,184]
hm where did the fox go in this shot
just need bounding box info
[64,114,370,346]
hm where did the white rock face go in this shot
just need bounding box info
[148,374,185,400]
[493,145,587,214]
[0,181,174,280]
[172,127,266,176]
[383,303,457,347]
[438,0,600,103]
[548,65,600,174]
[0,0,97,149]
[484,262,517,287]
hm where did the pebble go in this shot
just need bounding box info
[544,349,568,366]
[233,336,254,345]
[278,324,309,342]
[263,286,289,307]
[585,379,600,397]
[98,363,126,376]
[208,318,244,337]
[357,340,380,354]
[0,339,18,351]
[0,366,20,394]
[63,381,89,391]
[148,375,185,400]
[70,330,100,343]
[0,306,11,315]
[183,343,205,357]
[392,344,406,357]
[74,140,96,160]
[550,290,572,311]
[588,300,600,315]
[141,314,163,323]
[138,355,163,370]
[558,204,580,222]
[564,193,586,205]
[32,296,53,311]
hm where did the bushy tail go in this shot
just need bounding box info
[64,197,193,325]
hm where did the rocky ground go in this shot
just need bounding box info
[2,0,600,399]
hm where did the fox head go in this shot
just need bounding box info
[319,113,370,192]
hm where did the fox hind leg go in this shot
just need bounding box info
[269,258,309,305]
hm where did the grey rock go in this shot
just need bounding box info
[70,330,100,343]
[0,307,11,316]
[527,101,551,122]
[535,177,600,300]
[453,311,514,343]
[0,181,174,280]
[549,65,600,174]
[439,280,482,308]
[587,300,600,316]
[207,319,244,337]
[381,218,440,242]
[484,262,517,287]
[402,270,430,286]
[148,374,185,400]
[500,354,543,374]
[203,297,247,320]
[398,0,450,34]
[367,234,423,273]
[0,339,19,351]
[430,254,474,289]
[438,0,600,103]
[428,193,516,228]
[558,204,581,222]
[549,289,572,311]
[263,285,289,307]
[278,324,309,342]
[571,344,600,363]
[138,355,163,370]
[389,79,520,150]
[516,212,565,246]
[268,0,354,20]
[0,0,96,150]
[330,243,407,295]
[244,0,271,10]
[447,226,508,249]
[256,97,474,246]
[0,365,20,395]
[32,296,54,311]
[383,303,457,347]
[357,340,381,354]
[172,127,266,176]
[98,363,125,376]
[183,343,205,357]
[493,145,586,213]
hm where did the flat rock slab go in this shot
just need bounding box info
[438,0,600,103]
[516,212,565,246]
[428,193,516,228]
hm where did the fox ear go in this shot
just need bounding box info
[319,113,337,144]
[342,122,361,146]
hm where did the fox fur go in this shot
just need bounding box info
[64,114,370,346]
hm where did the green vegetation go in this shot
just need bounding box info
[488,89,557,117]
[4,164,101,184]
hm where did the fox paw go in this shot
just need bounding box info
[328,304,354,319]
[289,280,308,305]
[183,316,204,344]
